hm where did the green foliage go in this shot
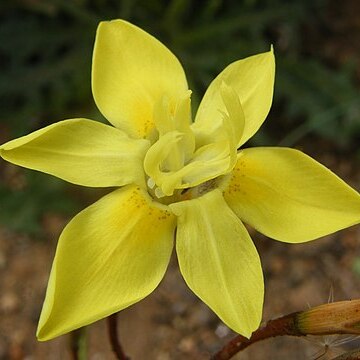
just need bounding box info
[1,0,359,144]
[0,170,80,234]
[277,58,360,148]
[0,3,96,136]
[1,0,359,233]
[353,257,360,277]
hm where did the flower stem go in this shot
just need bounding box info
[107,313,130,360]
[70,327,87,360]
[212,299,360,360]
[211,312,303,360]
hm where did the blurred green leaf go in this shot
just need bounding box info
[0,171,80,235]
[353,258,360,277]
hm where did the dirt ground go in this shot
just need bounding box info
[0,148,360,360]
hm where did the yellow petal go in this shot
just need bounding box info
[0,119,149,187]
[37,185,176,340]
[92,20,188,139]
[224,147,360,243]
[219,82,245,147]
[170,190,263,338]
[193,48,275,147]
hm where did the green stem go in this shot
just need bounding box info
[70,327,87,360]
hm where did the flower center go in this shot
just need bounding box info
[144,87,241,203]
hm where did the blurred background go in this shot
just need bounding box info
[0,0,360,359]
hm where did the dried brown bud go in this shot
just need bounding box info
[296,300,360,335]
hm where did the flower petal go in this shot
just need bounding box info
[170,190,263,338]
[0,119,149,187]
[224,147,360,243]
[37,185,175,340]
[193,48,275,147]
[92,20,188,138]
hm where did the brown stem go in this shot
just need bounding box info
[107,313,130,360]
[211,311,304,360]
[211,299,360,360]
[70,330,80,360]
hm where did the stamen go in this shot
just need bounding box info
[155,187,165,198]
[147,177,156,189]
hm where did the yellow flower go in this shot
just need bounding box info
[1,20,360,341]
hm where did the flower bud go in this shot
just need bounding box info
[296,300,360,335]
